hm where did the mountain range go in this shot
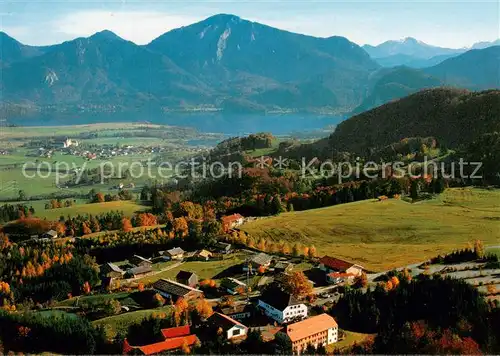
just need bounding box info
[1,14,499,116]
[362,37,500,68]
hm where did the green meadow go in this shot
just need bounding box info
[241,188,500,272]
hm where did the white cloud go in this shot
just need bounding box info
[52,10,204,44]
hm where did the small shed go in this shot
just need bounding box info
[176,270,199,288]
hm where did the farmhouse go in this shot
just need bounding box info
[153,279,204,302]
[319,256,363,284]
[216,242,232,254]
[274,261,293,273]
[54,138,79,149]
[42,230,58,239]
[129,255,153,267]
[284,313,339,354]
[123,325,198,355]
[208,312,248,341]
[197,249,213,260]
[125,265,152,278]
[100,262,125,279]
[243,253,273,272]
[221,277,247,295]
[176,270,198,288]
[221,214,244,232]
[217,303,253,321]
[257,287,308,324]
[161,247,185,260]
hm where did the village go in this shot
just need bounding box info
[49,210,491,355]
[28,137,206,161]
[62,213,363,355]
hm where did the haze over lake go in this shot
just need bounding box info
[10,112,344,136]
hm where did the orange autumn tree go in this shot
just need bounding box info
[174,297,189,326]
[173,217,188,238]
[235,285,247,295]
[308,245,317,258]
[0,233,10,250]
[121,218,133,232]
[199,279,217,289]
[283,271,313,298]
[95,193,105,203]
[390,276,400,288]
[81,222,92,235]
[194,298,213,319]
[82,281,91,294]
[303,246,310,257]
[487,284,497,295]
[135,213,158,227]
[257,238,267,252]
[54,222,66,236]
[153,293,165,307]
[354,272,368,288]
[384,280,394,291]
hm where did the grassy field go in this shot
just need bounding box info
[137,252,250,284]
[488,247,500,259]
[244,138,281,158]
[0,123,174,140]
[56,291,134,307]
[329,330,374,352]
[36,309,79,319]
[0,150,171,200]
[0,122,210,200]
[35,201,147,220]
[93,305,173,339]
[241,188,500,272]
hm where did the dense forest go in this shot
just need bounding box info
[333,274,500,353]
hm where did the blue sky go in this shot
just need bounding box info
[1,1,498,48]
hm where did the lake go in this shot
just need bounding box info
[11,111,344,136]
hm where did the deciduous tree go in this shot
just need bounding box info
[283,271,313,298]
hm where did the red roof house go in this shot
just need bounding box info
[221,214,244,232]
[319,256,364,285]
[123,325,198,355]
[161,325,191,339]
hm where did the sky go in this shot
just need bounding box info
[0,0,498,48]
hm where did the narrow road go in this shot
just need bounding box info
[122,261,184,285]
[367,261,430,282]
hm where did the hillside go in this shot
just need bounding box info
[0,31,211,108]
[426,46,500,89]
[354,47,500,113]
[352,66,443,114]
[0,32,47,66]
[331,88,500,155]
[373,53,458,68]
[147,14,379,111]
[240,188,500,271]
